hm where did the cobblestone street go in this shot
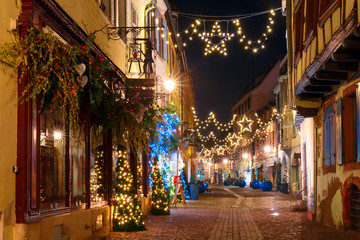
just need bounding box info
[107,186,360,240]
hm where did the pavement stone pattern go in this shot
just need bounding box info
[107,185,360,240]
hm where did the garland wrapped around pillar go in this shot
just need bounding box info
[113,147,146,232]
[151,159,170,215]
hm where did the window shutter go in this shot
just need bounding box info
[324,117,330,166]
[356,83,360,162]
[162,19,168,61]
[155,10,160,53]
[336,97,343,165]
[330,107,336,165]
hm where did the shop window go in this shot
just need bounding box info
[90,143,107,204]
[70,128,86,207]
[39,110,66,210]
[294,1,304,66]
[324,102,335,166]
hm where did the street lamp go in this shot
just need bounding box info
[164,79,175,93]
[264,145,271,153]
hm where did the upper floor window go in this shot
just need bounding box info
[100,0,113,23]
[319,0,342,26]
[293,1,304,66]
[324,102,335,166]
[304,0,318,50]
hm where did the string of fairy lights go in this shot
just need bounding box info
[149,5,281,55]
[178,9,279,55]
[192,106,290,159]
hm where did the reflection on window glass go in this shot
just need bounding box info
[70,128,86,207]
[91,145,106,204]
[40,111,66,210]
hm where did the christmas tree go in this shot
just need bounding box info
[91,146,105,202]
[180,168,191,200]
[113,147,146,232]
[151,160,170,215]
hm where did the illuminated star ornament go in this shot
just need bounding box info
[203,21,233,56]
[227,132,240,147]
[238,115,253,133]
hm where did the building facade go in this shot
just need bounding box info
[231,59,281,186]
[0,0,195,239]
[286,0,360,229]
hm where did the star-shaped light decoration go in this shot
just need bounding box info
[238,115,253,134]
[203,21,233,56]
[216,146,226,156]
[202,149,212,159]
[227,132,240,147]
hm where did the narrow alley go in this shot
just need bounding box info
[107,186,360,240]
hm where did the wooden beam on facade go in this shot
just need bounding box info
[297,92,324,99]
[342,39,360,50]
[309,78,340,86]
[303,85,332,93]
[315,71,349,81]
[322,60,359,72]
[332,50,360,62]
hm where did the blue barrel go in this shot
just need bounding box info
[190,183,199,200]
[252,180,261,189]
[261,181,273,191]
[238,180,246,188]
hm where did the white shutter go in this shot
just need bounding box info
[336,97,342,165]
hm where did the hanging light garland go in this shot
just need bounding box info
[170,7,281,55]
[192,107,283,156]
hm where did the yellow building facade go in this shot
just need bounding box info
[287,0,360,229]
[0,0,194,239]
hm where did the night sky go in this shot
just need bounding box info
[172,0,286,122]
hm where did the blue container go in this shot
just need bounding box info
[252,180,261,189]
[261,180,273,191]
[198,181,206,193]
[238,180,246,188]
[190,183,199,200]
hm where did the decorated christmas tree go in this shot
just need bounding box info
[113,147,146,232]
[180,168,191,200]
[151,160,170,215]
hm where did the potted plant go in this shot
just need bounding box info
[280,168,289,193]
